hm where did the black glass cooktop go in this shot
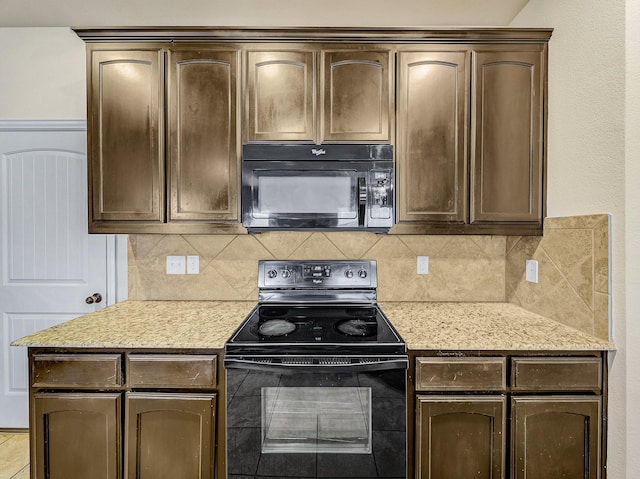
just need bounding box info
[226,304,405,355]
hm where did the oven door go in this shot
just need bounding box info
[225,356,407,479]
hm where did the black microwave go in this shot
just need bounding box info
[241,144,394,232]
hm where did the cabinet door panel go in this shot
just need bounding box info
[247,49,316,142]
[512,396,601,479]
[397,50,468,223]
[126,392,216,479]
[471,49,544,224]
[416,396,505,479]
[89,49,164,222]
[168,49,239,221]
[322,50,392,142]
[34,392,121,479]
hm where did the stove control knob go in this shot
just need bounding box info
[345,269,354,279]
[281,268,292,279]
[267,269,278,279]
[358,269,368,279]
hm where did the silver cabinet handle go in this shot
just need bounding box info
[85,293,103,304]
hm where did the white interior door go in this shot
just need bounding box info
[0,121,123,428]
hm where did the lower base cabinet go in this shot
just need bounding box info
[412,353,605,479]
[34,393,122,479]
[29,350,221,479]
[512,397,601,479]
[416,396,505,479]
[126,393,217,479]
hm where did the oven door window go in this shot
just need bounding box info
[261,387,371,454]
[253,170,357,219]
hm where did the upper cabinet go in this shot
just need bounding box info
[246,49,316,142]
[89,48,165,224]
[245,46,392,144]
[393,42,548,235]
[167,49,239,222]
[396,49,469,224]
[77,28,550,235]
[471,47,544,225]
[321,49,392,143]
[87,45,243,234]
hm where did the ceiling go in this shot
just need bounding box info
[0,0,530,28]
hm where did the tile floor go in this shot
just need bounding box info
[0,433,29,479]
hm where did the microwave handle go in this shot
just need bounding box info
[358,177,367,227]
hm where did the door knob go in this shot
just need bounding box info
[85,293,103,304]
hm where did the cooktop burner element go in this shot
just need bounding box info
[335,318,377,337]
[226,260,405,356]
[257,319,297,337]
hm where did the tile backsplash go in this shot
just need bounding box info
[505,214,610,340]
[128,214,610,340]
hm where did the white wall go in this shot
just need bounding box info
[625,0,640,475]
[511,1,628,477]
[0,28,86,119]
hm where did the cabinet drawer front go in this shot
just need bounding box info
[511,357,602,392]
[127,355,217,389]
[415,357,506,391]
[32,354,123,388]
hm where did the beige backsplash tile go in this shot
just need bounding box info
[127,214,610,339]
[129,232,508,303]
[505,214,610,340]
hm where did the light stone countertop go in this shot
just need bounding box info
[11,300,614,351]
[381,302,614,351]
[11,301,256,349]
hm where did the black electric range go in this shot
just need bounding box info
[224,260,408,479]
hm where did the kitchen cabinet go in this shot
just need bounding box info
[416,396,506,478]
[245,48,316,142]
[28,350,223,479]
[394,44,547,235]
[126,392,216,479]
[471,47,545,227]
[77,28,551,235]
[34,392,122,479]
[245,46,392,144]
[410,353,605,479]
[88,48,164,225]
[396,49,469,224]
[512,397,601,479]
[168,49,239,223]
[87,45,243,234]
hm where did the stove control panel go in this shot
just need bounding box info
[259,260,377,288]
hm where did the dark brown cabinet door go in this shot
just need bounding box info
[512,397,601,479]
[125,392,216,479]
[246,49,316,142]
[416,396,506,479]
[396,50,469,224]
[167,49,239,221]
[88,48,164,224]
[34,392,122,479]
[321,49,392,142]
[471,48,544,225]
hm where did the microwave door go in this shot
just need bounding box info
[248,170,359,229]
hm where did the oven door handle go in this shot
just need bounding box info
[224,356,408,374]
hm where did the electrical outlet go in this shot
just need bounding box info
[166,256,186,275]
[526,259,539,283]
[417,256,429,275]
[187,255,200,274]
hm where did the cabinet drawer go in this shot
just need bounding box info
[32,354,123,388]
[415,357,506,391]
[127,354,217,389]
[511,357,602,392]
